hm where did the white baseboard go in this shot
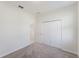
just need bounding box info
[0,41,34,58]
[59,47,77,55]
[36,41,77,55]
[1,41,77,57]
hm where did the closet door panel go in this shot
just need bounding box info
[39,21,62,48]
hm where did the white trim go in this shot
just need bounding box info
[0,41,34,57]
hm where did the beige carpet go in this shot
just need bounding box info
[3,43,78,58]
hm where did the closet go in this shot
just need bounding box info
[38,20,62,48]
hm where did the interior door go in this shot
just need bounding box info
[39,21,62,48]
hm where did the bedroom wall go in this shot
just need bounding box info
[0,2,35,57]
[36,4,77,54]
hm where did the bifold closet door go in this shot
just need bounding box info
[39,21,62,48]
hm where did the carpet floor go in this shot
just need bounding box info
[3,43,78,58]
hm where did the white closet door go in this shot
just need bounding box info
[39,21,62,48]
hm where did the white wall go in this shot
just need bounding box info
[36,4,77,54]
[0,2,35,57]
